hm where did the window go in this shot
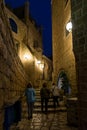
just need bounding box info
[9,18,17,33]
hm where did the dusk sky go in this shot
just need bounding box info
[5,0,52,59]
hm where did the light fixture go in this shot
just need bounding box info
[23,53,32,60]
[66,21,72,32]
[40,63,44,69]
[37,60,41,64]
[24,54,29,60]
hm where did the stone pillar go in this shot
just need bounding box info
[71,0,87,129]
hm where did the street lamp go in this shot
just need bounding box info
[40,63,44,69]
[23,53,33,61]
[37,60,41,64]
[36,60,44,79]
[66,21,72,32]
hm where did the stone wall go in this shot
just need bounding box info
[6,5,52,88]
[52,0,77,95]
[0,2,28,129]
[0,1,52,129]
[43,55,52,81]
[6,7,43,87]
[71,0,87,129]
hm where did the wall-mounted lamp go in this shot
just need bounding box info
[24,54,29,60]
[23,53,33,61]
[66,21,72,32]
[40,63,44,69]
[37,60,41,64]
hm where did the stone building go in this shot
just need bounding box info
[6,1,52,88]
[0,2,28,129]
[52,0,87,129]
[52,0,77,95]
[0,1,52,129]
[42,55,52,87]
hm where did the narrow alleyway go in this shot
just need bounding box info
[10,88,78,130]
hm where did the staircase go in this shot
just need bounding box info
[10,88,67,130]
[34,88,66,113]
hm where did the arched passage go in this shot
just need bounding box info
[57,71,71,95]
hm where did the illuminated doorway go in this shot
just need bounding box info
[57,71,71,95]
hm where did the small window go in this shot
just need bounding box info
[9,18,17,33]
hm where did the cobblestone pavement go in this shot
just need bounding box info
[17,112,78,130]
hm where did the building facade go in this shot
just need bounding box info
[6,2,52,88]
[52,0,77,95]
[52,0,87,129]
[0,1,52,129]
[71,0,87,129]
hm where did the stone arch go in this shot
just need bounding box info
[57,70,71,95]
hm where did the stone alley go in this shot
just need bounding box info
[10,112,78,130]
[0,0,87,129]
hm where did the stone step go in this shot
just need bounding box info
[34,106,66,113]
[22,88,66,115]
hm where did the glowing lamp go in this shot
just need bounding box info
[40,63,44,69]
[37,60,41,64]
[24,54,31,60]
[66,21,72,32]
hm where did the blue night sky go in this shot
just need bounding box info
[5,0,52,59]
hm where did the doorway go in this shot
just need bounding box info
[57,71,71,95]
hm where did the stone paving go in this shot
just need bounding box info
[10,88,78,130]
[17,111,78,130]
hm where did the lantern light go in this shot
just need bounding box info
[66,21,72,32]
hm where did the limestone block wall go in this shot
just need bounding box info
[52,0,77,94]
[0,2,28,129]
[71,0,87,129]
[6,9,27,42]
[43,55,52,81]
[28,19,42,50]
[6,7,43,86]
[5,3,52,90]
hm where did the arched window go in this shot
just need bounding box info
[9,18,17,33]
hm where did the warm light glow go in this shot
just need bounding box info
[66,21,72,32]
[37,60,41,64]
[40,63,44,69]
[24,54,30,60]
[23,53,33,61]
